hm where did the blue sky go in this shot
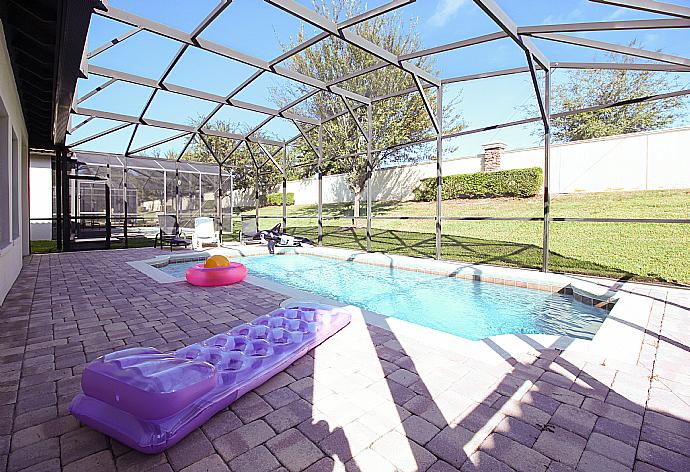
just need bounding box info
[68,0,690,159]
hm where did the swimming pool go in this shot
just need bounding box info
[160,254,608,341]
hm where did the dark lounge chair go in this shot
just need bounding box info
[154,215,191,251]
[238,216,262,245]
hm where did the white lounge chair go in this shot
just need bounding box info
[192,217,220,249]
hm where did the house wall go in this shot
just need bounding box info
[29,154,53,240]
[0,21,30,304]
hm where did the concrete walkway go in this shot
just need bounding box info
[1,248,689,472]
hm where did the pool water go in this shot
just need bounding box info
[161,254,608,341]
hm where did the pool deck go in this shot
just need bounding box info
[1,247,689,472]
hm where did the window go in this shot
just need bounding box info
[0,97,9,249]
[11,130,19,240]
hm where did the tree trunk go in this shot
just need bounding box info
[353,191,361,227]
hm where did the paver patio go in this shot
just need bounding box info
[1,248,689,472]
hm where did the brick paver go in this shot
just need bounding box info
[265,428,324,471]
[0,248,689,471]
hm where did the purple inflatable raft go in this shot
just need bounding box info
[69,303,351,453]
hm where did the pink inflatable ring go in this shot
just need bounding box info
[186,262,247,286]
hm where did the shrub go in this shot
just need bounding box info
[414,167,543,201]
[265,192,295,206]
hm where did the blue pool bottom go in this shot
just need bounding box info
[161,254,608,341]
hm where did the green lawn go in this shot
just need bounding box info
[30,236,156,254]
[31,189,689,285]
[250,189,690,286]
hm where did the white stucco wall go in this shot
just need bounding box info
[29,154,53,240]
[505,127,690,194]
[646,129,690,190]
[276,126,690,206]
[0,21,30,305]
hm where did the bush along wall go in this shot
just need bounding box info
[414,167,543,201]
[265,192,295,206]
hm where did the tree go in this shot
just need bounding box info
[548,48,685,142]
[272,0,462,220]
[138,147,183,160]
[183,119,283,204]
[162,149,178,160]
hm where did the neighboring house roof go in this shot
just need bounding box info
[1,0,103,149]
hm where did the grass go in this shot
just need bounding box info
[252,189,690,285]
[280,225,638,280]
[30,236,155,254]
[31,189,689,285]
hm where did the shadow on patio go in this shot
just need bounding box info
[265,312,686,472]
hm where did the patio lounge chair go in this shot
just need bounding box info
[192,217,220,249]
[154,215,191,251]
[238,216,263,245]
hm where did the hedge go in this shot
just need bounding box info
[413,167,543,201]
[265,192,295,206]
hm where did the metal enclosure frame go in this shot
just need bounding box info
[62,0,690,271]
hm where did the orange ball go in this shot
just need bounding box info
[204,255,230,268]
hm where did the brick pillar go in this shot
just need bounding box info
[482,142,507,172]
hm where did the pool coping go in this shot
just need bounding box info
[128,245,659,367]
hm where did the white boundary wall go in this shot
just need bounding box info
[275,126,690,206]
[29,154,52,240]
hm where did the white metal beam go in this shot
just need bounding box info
[86,65,320,125]
[269,0,414,66]
[96,6,370,104]
[531,32,690,67]
[518,17,690,34]
[128,131,191,156]
[552,61,690,71]
[590,0,690,20]
[412,75,440,134]
[264,0,441,87]
[69,122,133,147]
[73,107,285,146]
[472,0,550,69]
[87,27,141,59]
[400,31,508,61]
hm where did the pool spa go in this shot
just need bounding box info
[148,250,612,342]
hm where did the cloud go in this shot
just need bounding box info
[605,7,627,21]
[642,32,659,47]
[540,0,596,25]
[541,3,626,26]
[541,8,584,25]
[428,0,467,27]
